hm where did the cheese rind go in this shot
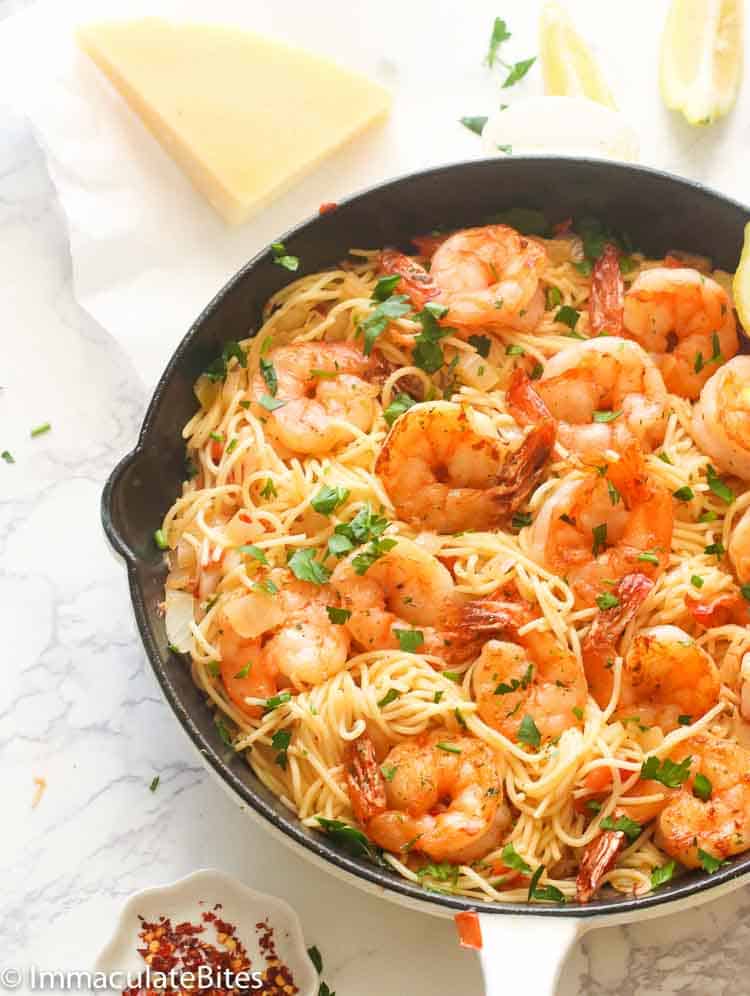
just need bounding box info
[77,19,392,225]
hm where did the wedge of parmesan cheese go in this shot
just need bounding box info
[77,19,392,225]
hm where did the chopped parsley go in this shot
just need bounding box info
[436,741,462,754]
[485,16,511,66]
[555,305,580,331]
[503,57,536,88]
[259,394,287,412]
[352,538,398,575]
[383,393,416,426]
[272,729,292,769]
[693,773,712,801]
[360,294,411,354]
[704,541,725,557]
[511,511,533,531]
[592,523,608,557]
[372,274,402,301]
[518,714,541,748]
[545,286,562,309]
[327,503,389,559]
[270,241,299,271]
[495,664,533,695]
[691,574,705,588]
[378,688,402,708]
[650,860,676,889]
[600,814,642,842]
[592,410,622,423]
[677,714,692,725]
[259,357,277,396]
[638,551,660,565]
[317,817,382,863]
[706,464,734,504]
[381,764,398,782]
[307,946,323,974]
[501,842,532,875]
[30,422,51,438]
[460,116,488,137]
[311,485,350,515]
[264,691,292,712]
[641,755,692,788]
[204,340,246,382]
[412,303,454,373]
[527,865,565,903]
[215,715,234,747]
[149,775,160,792]
[238,544,268,564]
[234,663,252,679]
[698,849,726,874]
[326,606,351,625]
[153,528,169,551]
[741,584,750,601]
[673,486,694,501]
[260,478,277,499]
[1,450,14,464]
[469,334,492,358]
[288,548,331,584]
[530,362,544,380]
[395,629,424,653]
[596,592,620,611]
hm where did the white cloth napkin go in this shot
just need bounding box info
[1,0,747,386]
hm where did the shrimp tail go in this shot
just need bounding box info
[589,243,624,337]
[346,734,387,826]
[379,249,440,311]
[507,368,556,429]
[576,830,627,903]
[685,588,750,628]
[583,572,654,707]
[458,599,527,638]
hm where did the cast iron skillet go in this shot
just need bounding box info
[102,157,750,921]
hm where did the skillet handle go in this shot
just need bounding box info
[476,915,588,995]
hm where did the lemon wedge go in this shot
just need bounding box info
[733,222,750,334]
[660,0,743,125]
[539,3,616,108]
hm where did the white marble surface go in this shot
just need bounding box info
[3,1,750,993]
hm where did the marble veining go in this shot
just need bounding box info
[2,1,750,992]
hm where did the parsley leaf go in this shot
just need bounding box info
[468,334,492,358]
[527,865,565,902]
[495,664,533,695]
[270,241,299,271]
[352,538,398,575]
[383,393,416,427]
[600,814,642,842]
[311,485,349,515]
[546,286,562,309]
[555,305,580,330]
[395,629,424,653]
[271,728,292,769]
[372,274,402,301]
[412,305,454,373]
[460,116,488,137]
[596,592,619,611]
[518,714,541,748]
[501,842,532,875]
[503,57,536,88]
[693,773,712,801]
[149,775,160,792]
[288,548,331,584]
[1,450,14,464]
[592,410,622,424]
[360,294,411,354]
[641,755,692,788]
[238,544,268,564]
[706,464,734,504]
[317,817,383,864]
[326,606,351,625]
[650,861,676,889]
[260,357,277,396]
[307,946,323,974]
[259,394,287,412]
[698,849,726,874]
[485,16,511,66]
[592,523,607,557]
[264,690,292,712]
[204,340,247,382]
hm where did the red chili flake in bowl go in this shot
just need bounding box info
[123,904,298,996]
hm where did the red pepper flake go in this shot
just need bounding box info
[123,905,298,996]
[319,202,337,215]
[455,910,483,950]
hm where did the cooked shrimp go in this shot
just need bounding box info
[537,338,668,456]
[218,629,277,719]
[685,586,750,628]
[578,735,750,899]
[463,593,587,742]
[622,267,739,399]
[381,225,547,331]
[251,342,378,455]
[729,507,750,584]
[330,537,473,664]
[692,356,750,479]
[346,731,510,863]
[219,577,351,698]
[376,369,556,533]
[528,444,674,606]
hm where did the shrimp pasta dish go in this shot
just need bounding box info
[160,215,750,904]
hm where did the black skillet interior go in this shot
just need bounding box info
[102,157,750,917]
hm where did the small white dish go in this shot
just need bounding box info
[93,868,318,995]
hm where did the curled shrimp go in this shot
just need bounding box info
[537,337,669,456]
[583,578,720,727]
[577,735,750,900]
[329,536,476,665]
[218,576,351,709]
[380,225,547,331]
[729,509,750,586]
[346,731,510,863]
[250,342,378,455]
[466,594,587,743]
[375,369,556,533]
[692,356,750,480]
[622,267,739,399]
[528,444,674,606]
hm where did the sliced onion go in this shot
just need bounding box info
[225,510,264,546]
[223,592,284,639]
[165,590,196,653]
